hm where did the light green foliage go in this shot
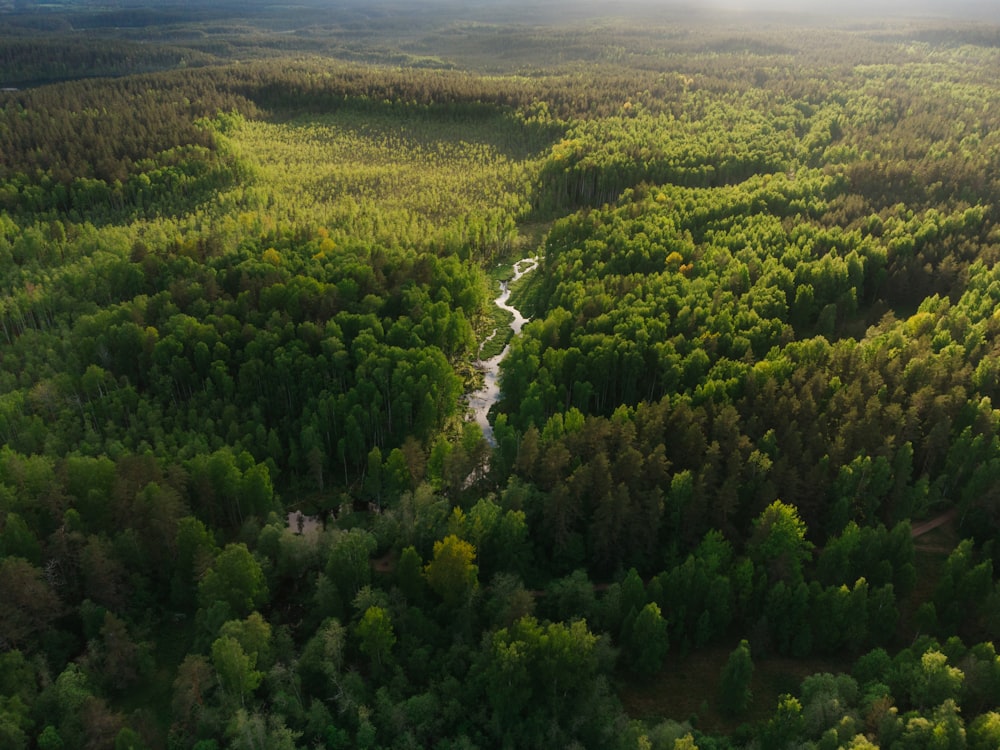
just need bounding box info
[355,606,396,667]
[843,734,879,749]
[424,534,478,607]
[896,699,967,750]
[909,650,965,710]
[536,99,807,211]
[447,498,530,578]
[219,613,273,672]
[969,712,1000,750]
[211,636,262,706]
[225,709,301,750]
[749,500,813,586]
[223,109,537,258]
[199,544,267,620]
[42,665,92,749]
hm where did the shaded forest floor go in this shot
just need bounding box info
[900,509,961,639]
[619,641,847,735]
[621,509,962,733]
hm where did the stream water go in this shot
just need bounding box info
[287,257,538,531]
[467,257,538,446]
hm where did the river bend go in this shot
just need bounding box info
[467,257,538,445]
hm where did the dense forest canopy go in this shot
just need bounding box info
[3,1,1000,749]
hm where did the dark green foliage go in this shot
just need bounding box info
[473,615,618,748]
[719,639,754,718]
[623,602,669,675]
[197,543,268,619]
[3,6,1000,750]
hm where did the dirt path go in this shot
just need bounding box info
[372,550,395,574]
[909,507,958,538]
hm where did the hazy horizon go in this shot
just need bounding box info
[331,0,1000,22]
[5,0,999,26]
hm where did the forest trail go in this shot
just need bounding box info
[909,507,958,539]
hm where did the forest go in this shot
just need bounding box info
[3,0,1000,748]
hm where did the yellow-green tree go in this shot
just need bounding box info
[356,606,395,670]
[424,534,478,607]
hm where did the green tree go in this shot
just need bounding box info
[171,516,218,610]
[969,711,1000,750]
[626,602,670,675]
[909,649,964,710]
[170,654,217,743]
[40,664,93,749]
[198,543,268,619]
[395,545,425,604]
[759,694,804,749]
[114,727,146,750]
[0,513,41,564]
[355,606,395,670]
[211,636,261,708]
[749,500,813,586]
[895,699,966,750]
[484,572,536,628]
[364,446,382,508]
[298,618,346,699]
[720,639,754,718]
[477,615,606,746]
[0,695,30,750]
[543,568,597,623]
[225,709,300,750]
[36,726,64,750]
[87,612,146,692]
[323,528,377,617]
[0,557,63,649]
[424,534,478,608]
[218,612,272,673]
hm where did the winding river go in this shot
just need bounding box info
[467,257,538,445]
[287,257,538,531]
